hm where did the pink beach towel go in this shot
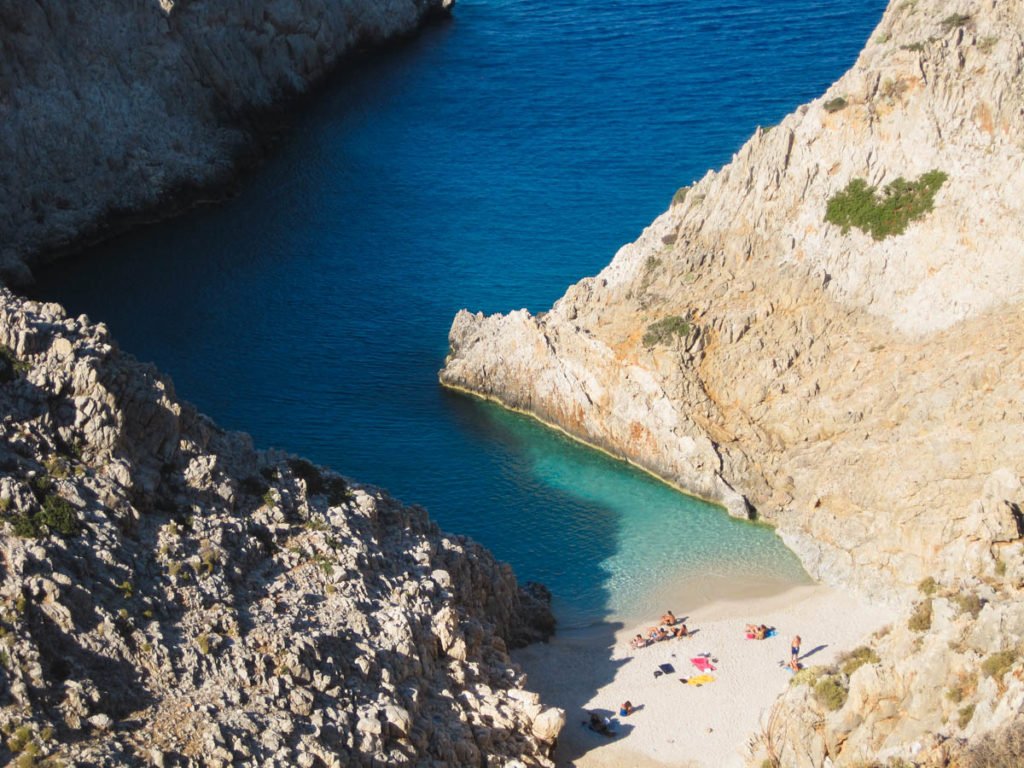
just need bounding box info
[690,657,716,672]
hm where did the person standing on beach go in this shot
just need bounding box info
[791,635,801,662]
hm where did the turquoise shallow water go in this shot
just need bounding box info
[31,0,886,627]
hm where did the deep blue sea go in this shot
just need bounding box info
[32,0,886,627]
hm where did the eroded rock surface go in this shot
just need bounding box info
[0,288,561,766]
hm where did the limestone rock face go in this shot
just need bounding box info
[0,288,561,766]
[0,0,453,282]
[441,0,1024,762]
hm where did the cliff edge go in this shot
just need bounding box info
[0,0,451,283]
[442,0,1024,763]
[0,288,562,766]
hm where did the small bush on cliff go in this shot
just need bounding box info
[38,494,78,536]
[839,645,880,676]
[981,649,1018,681]
[962,717,1024,766]
[940,13,970,32]
[643,315,692,348]
[814,675,848,711]
[0,346,30,383]
[918,576,938,595]
[672,187,689,206]
[908,598,933,632]
[823,96,848,113]
[958,703,976,729]
[825,170,947,240]
[9,494,78,538]
[955,592,984,618]
[288,458,351,506]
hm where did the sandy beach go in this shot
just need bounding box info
[514,583,895,768]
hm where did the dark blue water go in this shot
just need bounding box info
[33,0,885,626]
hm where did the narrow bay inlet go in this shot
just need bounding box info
[4,0,1024,766]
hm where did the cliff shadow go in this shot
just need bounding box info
[444,392,642,765]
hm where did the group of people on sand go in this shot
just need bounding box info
[629,610,689,649]
[746,623,803,670]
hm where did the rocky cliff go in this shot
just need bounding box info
[0,0,451,283]
[0,288,563,766]
[442,0,1024,764]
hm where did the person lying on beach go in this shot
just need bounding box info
[660,610,676,626]
[587,712,614,737]
[673,623,689,638]
[630,633,649,649]
[745,623,769,639]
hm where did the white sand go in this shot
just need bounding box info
[514,584,895,768]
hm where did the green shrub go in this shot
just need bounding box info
[955,592,984,618]
[823,97,848,113]
[918,576,938,595]
[197,542,219,577]
[981,649,1018,680]
[814,675,848,711]
[643,315,693,348]
[826,170,947,240]
[908,599,933,632]
[10,494,78,538]
[7,725,32,752]
[289,459,351,506]
[901,41,926,52]
[790,665,822,687]
[958,703,975,728]
[840,646,880,676]
[43,456,70,480]
[196,634,211,655]
[995,558,1007,576]
[38,494,78,536]
[672,187,690,206]
[117,580,133,599]
[940,13,970,32]
[0,346,30,383]
[262,489,276,509]
[10,514,40,538]
[978,36,998,54]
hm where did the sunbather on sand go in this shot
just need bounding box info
[673,623,689,638]
[745,623,768,639]
[630,633,648,650]
[660,610,676,626]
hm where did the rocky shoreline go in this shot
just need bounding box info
[442,0,1024,764]
[0,288,564,765]
[0,0,453,284]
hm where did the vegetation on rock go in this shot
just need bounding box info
[839,646,880,676]
[643,315,693,348]
[824,96,849,113]
[825,170,947,240]
[814,675,848,711]
[907,598,933,632]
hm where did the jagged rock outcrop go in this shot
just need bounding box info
[0,0,452,283]
[441,0,1024,763]
[0,288,561,766]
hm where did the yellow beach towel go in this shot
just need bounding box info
[684,674,716,686]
